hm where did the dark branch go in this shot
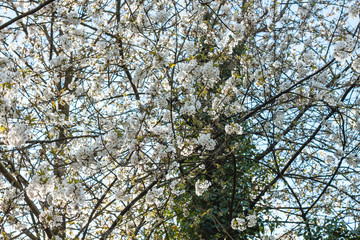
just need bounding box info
[0,0,55,31]
[100,180,158,240]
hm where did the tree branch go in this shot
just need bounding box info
[0,0,55,31]
[100,180,158,240]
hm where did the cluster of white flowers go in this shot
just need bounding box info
[201,61,220,88]
[7,123,29,148]
[26,163,55,202]
[153,51,168,67]
[154,95,168,108]
[153,9,169,24]
[346,153,359,168]
[184,41,196,56]
[180,96,201,116]
[325,155,335,165]
[246,214,257,227]
[146,187,162,205]
[221,76,238,95]
[41,87,55,101]
[180,103,196,115]
[225,123,243,135]
[231,214,257,231]
[27,162,85,213]
[231,217,246,231]
[302,50,316,64]
[195,179,211,196]
[232,22,245,35]
[39,206,64,228]
[349,110,360,130]
[61,10,80,25]
[58,35,72,51]
[274,112,285,127]
[0,69,13,85]
[151,124,171,137]
[52,180,85,214]
[297,3,312,19]
[50,54,68,68]
[169,179,185,196]
[197,133,216,151]
[103,130,121,150]
[349,3,360,18]
[211,96,226,115]
[74,141,97,165]
[334,36,356,62]
[0,96,12,116]
[0,189,17,213]
[352,58,360,72]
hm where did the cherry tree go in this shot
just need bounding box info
[0,0,360,239]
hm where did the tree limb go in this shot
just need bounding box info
[0,0,55,31]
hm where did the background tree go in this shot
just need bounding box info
[0,0,360,240]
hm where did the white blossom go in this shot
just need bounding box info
[197,133,216,151]
[352,58,360,72]
[246,214,257,228]
[225,123,243,135]
[349,4,360,18]
[231,217,247,231]
[7,123,29,147]
[195,179,211,196]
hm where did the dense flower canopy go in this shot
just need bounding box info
[0,0,360,239]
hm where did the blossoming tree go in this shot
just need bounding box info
[1,0,360,239]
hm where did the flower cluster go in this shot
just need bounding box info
[334,36,356,62]
[197,133,216,151]
[349,3,360,18]
[39,206,64,228]
[346,153,360,168]
[26,163,55,202]
[146,187,162,205]
[352,58,360,72]
[26,162,84,214]
[231,217,246,231]
[195,179,211,196]
[201,61,220,88]
[231,214,257,231]
[180,96,201,116]
[184,41,196,56]
[153,9,169,24]
[7,123,29,148]
[225,123,243,135]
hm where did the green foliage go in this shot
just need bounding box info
[172,130,263,239]
[308,218,360,240]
